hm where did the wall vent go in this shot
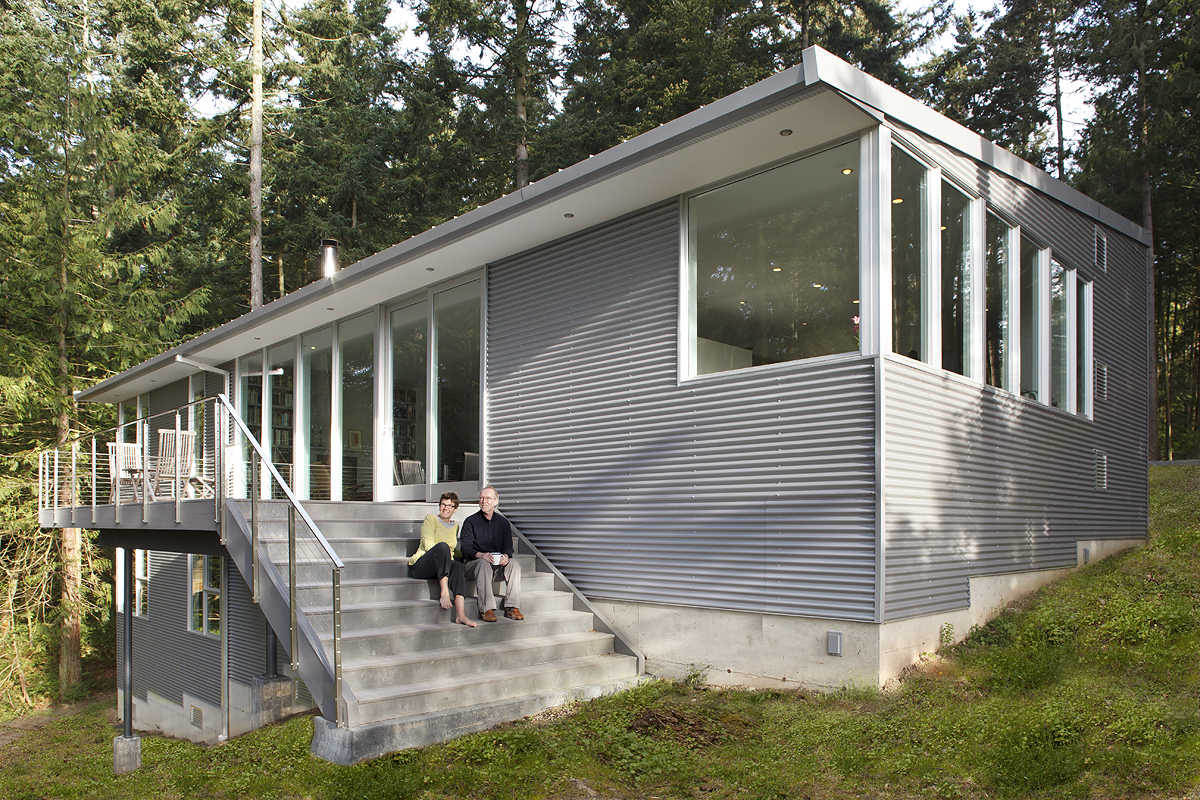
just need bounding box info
[190,704,203,728]
[1095,361,1108,401]
[1094,227,1107,273]
[1094,450,1108,491]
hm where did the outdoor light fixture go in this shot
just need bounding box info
[842,168,853,175]
[892,198,904,204]
[773,267,782,272]
[319,239,340,278]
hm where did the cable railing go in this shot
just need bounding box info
[38,394,347,727]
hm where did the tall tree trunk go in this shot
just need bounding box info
[57,90,81,696]
[250,0,264,310]
[513,0,529,190]
[1136,0,1158,459]
[1051,3,1065,178]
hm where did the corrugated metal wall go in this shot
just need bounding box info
[487,202,880,622]
[882,130,1150,621]
[118,551,220,706]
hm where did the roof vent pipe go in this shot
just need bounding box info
[319,239,340,278]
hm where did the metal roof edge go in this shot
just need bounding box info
[801,45,1151,247]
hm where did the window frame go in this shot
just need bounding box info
[188,554,222,638]
[679,133,869,383]
[133,549,149,618]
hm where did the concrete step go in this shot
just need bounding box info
[353,653,641,725]
[307,589,573,630]
[326,609,598,660]
[312,674,643,763]
[317,520,421,538]
[344,631,617,689]
[263,536,415,561]
[301,572,556,605]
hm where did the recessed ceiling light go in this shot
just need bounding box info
[254,337,261,340]
[564,213,574,218]
[779,129,793,136]
[812,283,823,289]
[773,267,782,272]
[842,168,853,175]
[853,299,860,304]
[892,198,904,204]
[327,307,335,311]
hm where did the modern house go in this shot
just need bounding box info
[39,46,1151,765]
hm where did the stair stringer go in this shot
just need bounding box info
[223,500,362,728]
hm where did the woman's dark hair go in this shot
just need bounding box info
[440,491,459,508]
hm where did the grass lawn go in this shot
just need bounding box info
[1,466,1198,799]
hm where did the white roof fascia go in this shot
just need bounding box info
[801,45,1150,246]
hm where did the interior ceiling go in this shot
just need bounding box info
[82,86,876,404]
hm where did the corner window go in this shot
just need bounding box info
[189,555,221,637]
[687,140,861,376]
[892,148,929,361]
[941,183,972,376]
[985,213,1013,391]
[134,549,149,617]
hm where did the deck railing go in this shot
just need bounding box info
[38,394,347,727]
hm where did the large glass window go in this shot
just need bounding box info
[892,148,928,361]
[339,313,375,500]
[985,213,1011,390]
[434,281,481,484]
[238,351,263,497]
[391,302,428,487]
[302,327,333,500]
[189,555,220,637]
[1019,235,1042,400]
[1077,278,1092,416]
[941,183,971,375]
[1050,259,1069,409]
[134,549,149,617]
[688,140,860,376]
[267,342,295,495]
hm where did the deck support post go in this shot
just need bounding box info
[115,546,141,774]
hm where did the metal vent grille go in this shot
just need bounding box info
[190,704,203,728]
[1094,450,1108,491]
[1094,227,1107,273]
[1095,361,1108,401]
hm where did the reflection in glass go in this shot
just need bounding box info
[1077,278,1090,416]
[267,342,295,496]
[1020,236,1041,400]
[1050,260,1068,408]
[391,302,428,486]
[941,184,971,375]
[302,327,333,500]
[340,313,375,500]
[690,141,860,375]
[434,281,481,483]
[238,351,263,497]
[892,148,928,360]
[985,214,1010,390]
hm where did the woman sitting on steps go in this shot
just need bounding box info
[408,492,476,627]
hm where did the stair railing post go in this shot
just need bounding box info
[251,446,260,604]
[141,420,150,522]
[91,437,97,514]
[217,401,226,540]
[70,439,77,526]
[289,505,298,670]
[333,567,343,728]
[174,411,183,524]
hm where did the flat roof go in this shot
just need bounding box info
[78,46,1147,404]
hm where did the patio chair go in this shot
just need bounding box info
[149,429,195,501]
[394,458,425,485]
[107,442,143,502]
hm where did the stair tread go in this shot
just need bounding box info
[321,608,593,642]
[354,654,637,704]
[306,588,561,615]
[343,631,612,671]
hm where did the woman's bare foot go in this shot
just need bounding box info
[454,614,477,627]
[439,590,453,610]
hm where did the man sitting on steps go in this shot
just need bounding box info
[460,485,524,622]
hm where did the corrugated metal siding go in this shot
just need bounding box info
[117,550,220,705]
[228,566,271,685]
[149,380,189,417]
[881,151,1150,621]
[487,202,880,621]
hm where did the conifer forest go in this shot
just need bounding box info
[0,0,1197,700]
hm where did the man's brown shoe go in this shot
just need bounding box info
[479,609,497,622]
[504,607,524,620]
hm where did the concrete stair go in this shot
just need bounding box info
[258,502,642,763]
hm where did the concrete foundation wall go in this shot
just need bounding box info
[595,537,1144,689]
